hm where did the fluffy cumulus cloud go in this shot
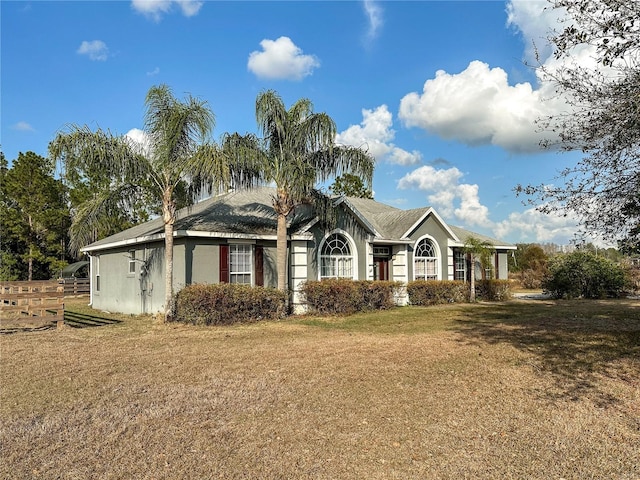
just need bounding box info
[125,128,152,156]
[131,0,203,21]
[494,208,581,244]
[397,165,491,227]
[397,1,583,154]
[247,37,319,81]
[77,40,109,61]
[336,105,422,165]
[506,0,563,62]
[398,60,567,154]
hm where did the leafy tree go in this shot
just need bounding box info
[510,243,549,289]
[0,151,71,280]
[50,84,246,321]
[330,173,373,199]
[517,0,640,250]
[543,250,628,298]
[62,142,153,247]
[462,236,493,302]
[228,90,375,294]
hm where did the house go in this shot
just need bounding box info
[81,186,516,314]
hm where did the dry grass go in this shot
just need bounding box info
[1,298,639,479]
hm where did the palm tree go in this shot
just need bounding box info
[50,84,239,321]
[463,236,493,302]
[252,90,375,293]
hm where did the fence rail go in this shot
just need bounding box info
[59,277,90,295]
[0,281,64,329]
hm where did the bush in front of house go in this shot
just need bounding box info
[474,279,512,301]
[542,251,628,299]
[407,280,469,305]
[173,283,287,325]
[300,279,402,315]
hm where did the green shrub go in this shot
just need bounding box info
[300,279,402,315]
[475,279,511,301]
[407,280,469,305]
[542,251,628,299]
[173,283,287,325]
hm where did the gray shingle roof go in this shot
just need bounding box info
[83,187,514,251]
[84,187,313,250]
[342,197,430,239]
[449,225,516,248]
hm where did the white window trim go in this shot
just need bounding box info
[128,250,136,275]
[413,234,442,281]
[317,229,359,280]
[95,255,100,293]
[229,243,253,285]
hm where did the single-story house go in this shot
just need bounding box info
[81,186,516,314]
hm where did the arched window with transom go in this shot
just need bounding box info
[320,232,354,279]
[414,237,439,280]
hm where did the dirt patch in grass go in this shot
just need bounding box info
[1,299,638,479]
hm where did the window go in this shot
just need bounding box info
[320,233,353,279]
[414,238,438,280]
[229,244,252,284]
[454,250,466,282]
[129,250,136,274]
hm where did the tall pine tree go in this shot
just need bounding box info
[0,151,71,280]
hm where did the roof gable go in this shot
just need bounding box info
[81,187,515,252]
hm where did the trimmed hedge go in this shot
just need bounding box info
[475,279,511,301]
[407,279,511,305]
[173,283,287,325]
[300,279,402,315]
[407,280,468,305]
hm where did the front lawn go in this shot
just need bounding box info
[1,299,638,479]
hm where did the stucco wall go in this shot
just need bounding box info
[91,242,165,315]
[406,215,452,281]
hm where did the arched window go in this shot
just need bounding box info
[414,237,438,280]
[320,233,353,279]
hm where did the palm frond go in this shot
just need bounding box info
[68,183,150,255]
[49,126,148,181]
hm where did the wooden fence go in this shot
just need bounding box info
[59,277,90,295]
[0,281,64,329]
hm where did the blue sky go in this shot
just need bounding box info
[2,0,590,246]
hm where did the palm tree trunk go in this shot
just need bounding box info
[276,212,288,292]
[162,190,176,322]
[469,254,476,302]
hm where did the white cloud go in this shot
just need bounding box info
[77,40,109,61]
[493,208,580,244]
[247,37,319,81]
[131,0,202,21]
[13,121,35,132]
[125,128,152,156]
[506,0,562,63]
[396,1,606,154]
[398,60,566,154]
[397,165,491,227]
[147,67,160,76]
[336,105,421,165]
[363,0,383,42]
[176,0,203,17]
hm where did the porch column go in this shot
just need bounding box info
[290,240,308,314]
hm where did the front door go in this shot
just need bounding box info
[373,257,389,281]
